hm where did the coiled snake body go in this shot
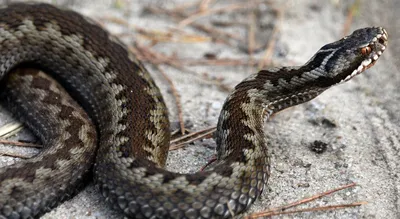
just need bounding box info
[0,3,388,219]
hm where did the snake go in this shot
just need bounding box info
[0,2,388,219]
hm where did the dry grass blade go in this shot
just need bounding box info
[102,15,210,44]
[342,0,361,36]
[178,3,250,28]
[246,183,358,218]
[0,139,41,148]
[190,23,242,44]
[247,9,257,70]
[0,152,33,159]
[0,123,42,158]
[258,6,284,69]
[0,122,23,138]
[246,202,367,218]
[136,27,210,43]
[170,0,203,13]
[131,42,227,89]
[170,127,216,150]
[130,43,193,74]
[180,58,263,66]
[146,6,243,45]
[268,183,356,212]
[178,0,271,28]
[199,0,214,12]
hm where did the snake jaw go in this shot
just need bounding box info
[341,27,388,83]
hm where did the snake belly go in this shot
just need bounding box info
[0,2,388,219]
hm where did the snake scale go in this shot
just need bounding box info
[0,2,388,219]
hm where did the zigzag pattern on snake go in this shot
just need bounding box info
[0,3,388,219]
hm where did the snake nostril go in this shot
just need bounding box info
[378,38,385,45]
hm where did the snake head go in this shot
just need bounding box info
[309,27,388,85]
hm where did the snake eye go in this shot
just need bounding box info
[361,46,372,55]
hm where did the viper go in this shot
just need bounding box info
[0,3,387,219]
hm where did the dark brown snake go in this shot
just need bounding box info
[0,3,388,219]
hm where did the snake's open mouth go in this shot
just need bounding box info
[342,28,388,82]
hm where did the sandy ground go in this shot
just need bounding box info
[0,0,399,218]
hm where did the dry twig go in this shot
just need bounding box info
[145,6,243,45]
[246,202,366,218]
[170,126,216,150]
[0,139,41,148]
[0,152,33,159]
[0,122,23,138]
[180,58,264,66]
[178,2,254,28]
[247,9,257,70]
[199,0,214,12]
[246,183,359,218]
[342,0,361,36]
